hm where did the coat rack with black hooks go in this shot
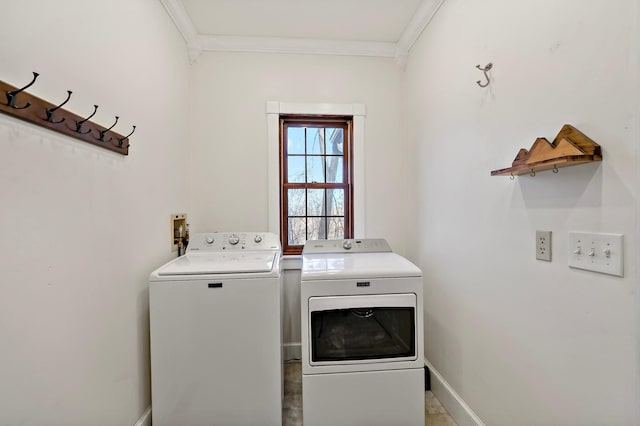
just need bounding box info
[0,72,135,155]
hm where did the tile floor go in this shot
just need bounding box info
[283,361,457,426]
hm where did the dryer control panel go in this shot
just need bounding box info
[302,238,392,254]
[187,232,281,252]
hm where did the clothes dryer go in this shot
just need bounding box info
[301,238,424,426]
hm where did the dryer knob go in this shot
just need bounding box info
[342,240,352,250]
[228,234,240,245]
[205,236,214,244]
[254,235,263,243]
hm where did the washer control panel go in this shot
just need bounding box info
[302,238,392,254]
[188,232,281,252]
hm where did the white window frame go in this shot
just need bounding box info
[267,101,366,252]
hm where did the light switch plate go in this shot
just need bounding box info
[568,232,623,277]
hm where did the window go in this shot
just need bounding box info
[280,116,353,255]
[266,101,365,260]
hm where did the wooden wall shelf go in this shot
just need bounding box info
[491,124,601,177]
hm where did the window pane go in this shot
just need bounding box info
[287,156,305,182]
[325,128,344,155]
[306,156,325,183]
[327,217,345,240]
[288,218,306,245]
[306,128,324,154]
[326,157,343,183]
[287,127,305,154]
[307,217,326,240]
[326,188,344,216]
[288,189,306,216]
[307,189,325,216]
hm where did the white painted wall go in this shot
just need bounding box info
[404,0,639,424]
[188,51,407,252]
[0,1,189,424]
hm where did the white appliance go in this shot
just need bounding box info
[301,239,424,426]
[149,232,283,426]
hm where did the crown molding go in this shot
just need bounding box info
[395,0,446,67]
[197,35,396,58]
[160,0,446,64]
[397,0,447,53]
[159,0,198,42]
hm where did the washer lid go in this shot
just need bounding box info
[156,252,278,276]
[301,252,421,280]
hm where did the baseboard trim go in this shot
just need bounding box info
[134,406,151,426]
[424,358,485,426]
[283,342,301,361]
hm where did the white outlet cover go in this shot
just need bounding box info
[568,232,623,277]
[536,230,552,261]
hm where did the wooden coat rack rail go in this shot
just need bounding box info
[491,124,601,177]
[0,72,135,155]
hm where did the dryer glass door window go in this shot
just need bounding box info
[309,294,416,363]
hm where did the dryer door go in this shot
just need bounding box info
[308,293,417,367]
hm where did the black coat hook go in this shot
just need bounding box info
[44,90,72,124]
[5,72,39,109]
[75,105,98,134]
[117,125,136,148]
[476,63,493,88]
[96,116,119,142]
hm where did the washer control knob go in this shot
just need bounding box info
[254,235,263,243]
[228,234,240,245]
[342,240,352,250]
[205,236,215,244]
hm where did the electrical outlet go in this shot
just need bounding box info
[536,230,552,261]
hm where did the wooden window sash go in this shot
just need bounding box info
[280,116,353,255]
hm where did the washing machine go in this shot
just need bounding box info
[149,232,283,426]
[301,238,424,426]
